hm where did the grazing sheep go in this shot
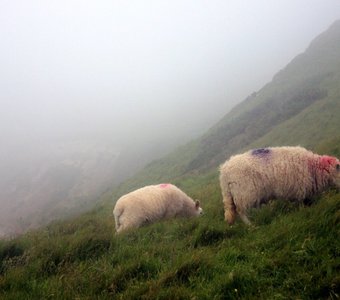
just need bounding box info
[219,146,340,225]
[113,183,203,233]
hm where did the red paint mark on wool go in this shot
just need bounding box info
[159,183,171,188]
[307,155,338,174]
[319,156,337,169]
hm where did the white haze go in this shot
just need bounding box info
[0,0,340,236]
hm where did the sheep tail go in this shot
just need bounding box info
[113,206,124,232]
[223,190,237,225]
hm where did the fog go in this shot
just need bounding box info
[1,0,340,236]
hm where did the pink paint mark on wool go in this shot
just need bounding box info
[307,155,337,175]
[318,155,337,173]
[159,183,171,188]
[320,156,337,167]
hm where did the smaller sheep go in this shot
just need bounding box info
[219,146,340,225]
[113,183,203,233]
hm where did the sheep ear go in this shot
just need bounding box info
[195,200,200,209]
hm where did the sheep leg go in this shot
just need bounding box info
[237,208,252,225]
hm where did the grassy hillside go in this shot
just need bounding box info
[120,19,340,188]
[198,19,340,166]
[1,21,340,299]
[1,182,339,299]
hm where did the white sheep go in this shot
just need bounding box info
[113,183,203,233]
[219,146,340,225]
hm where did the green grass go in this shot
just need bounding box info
[1,176,339,299]
[1,20,340,300]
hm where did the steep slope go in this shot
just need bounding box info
[121,20,340,190]
[1,20,340,300]
[0,140,121,237]
[1,180,339,299]
[188,19,340,170]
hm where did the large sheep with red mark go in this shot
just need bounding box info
[219,146,340,225]
[113,183,203,233]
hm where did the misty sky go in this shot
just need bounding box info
[1,0,340,147]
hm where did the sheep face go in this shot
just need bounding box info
[195,200,204,216]
[333,162,340,188]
